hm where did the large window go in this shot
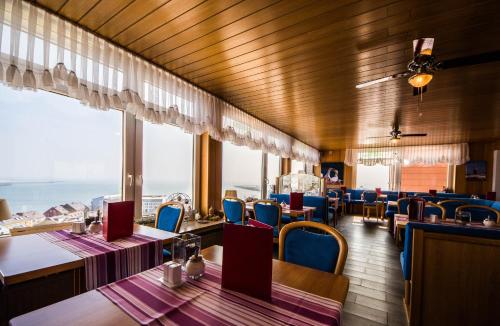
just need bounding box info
[266,153,281,194]
[222,142,262,200]
[401,163,448,192]
[142,122,193,217]
[291,160,305,174]
[356,164,390,190]
[0,86,122,218]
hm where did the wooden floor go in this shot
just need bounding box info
[336,215,407,326]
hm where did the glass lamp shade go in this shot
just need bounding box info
[408,73,433,88]
[0,199,12,220]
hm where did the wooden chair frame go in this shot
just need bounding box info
[455,205,500,224]
[362,191,379,221]
[436,200,467,219]
[424,202,446,220]
[278,221,348,275]
[222,197,246,224]
[253,199,282,231]
[154,201,185,233]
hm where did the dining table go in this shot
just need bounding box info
[10,245,350,326]
[0,224,177,324]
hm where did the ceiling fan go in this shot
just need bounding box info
[355,38,500,94]
[368,110,427,143]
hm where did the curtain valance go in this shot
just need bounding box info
[344,143,469,166]
[0,0,320,164]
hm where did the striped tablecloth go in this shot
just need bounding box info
[97,261,342,325]
[39,230,163,290]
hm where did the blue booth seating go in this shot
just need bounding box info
[401,222,500,280]
[269,193,328,224]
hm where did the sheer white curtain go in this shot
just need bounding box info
[345,143,469,166]
[0,0,320,164]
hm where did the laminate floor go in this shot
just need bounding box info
[336,215,407,326]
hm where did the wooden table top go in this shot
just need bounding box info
[0,224,176,286]
[11,245,349,325]
[202,246,349,304]
[178,219,224,233]
[0,234,83,286]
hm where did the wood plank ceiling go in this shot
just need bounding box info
[35,0,500,150]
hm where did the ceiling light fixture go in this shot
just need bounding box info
[408,72,433,88]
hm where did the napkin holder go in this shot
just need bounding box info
[221,220,273,300]
[103,201,134,241]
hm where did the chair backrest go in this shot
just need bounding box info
[254,200,282,229]
[397,198,411,214]
[222,197,246,224]
[424,202,446,219]
[415,192,430,197]
[333,189,344,203]
[278,221,348,275]
[437,200,468,219]
[362,191,378,203]
[455,205,500,223]
[327,191,337,198]
[155,201,184,233]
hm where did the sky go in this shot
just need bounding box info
[0,85,191,185]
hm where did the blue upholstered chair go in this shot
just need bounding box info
[278,221,348,274]
[222,197,246,224]
[455,205,500,223]
[397,197,411,214]
[155,202,184,258]
[424,202,446,219]
[253,200,282,239]
[362,191,379,221]
[437,200,467,219]
[155,201,184,233]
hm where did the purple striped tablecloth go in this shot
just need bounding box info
[97,261,342,325]
[39,230,163,290]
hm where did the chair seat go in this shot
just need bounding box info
[363,202,378,207]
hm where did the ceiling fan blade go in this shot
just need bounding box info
[367,136,391,139]
[412,85,428,96]
[401,133,428,137]
[436,51,500,70]
[413,38,434,56]
[356,71,410,89]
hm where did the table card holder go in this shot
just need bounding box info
[103,201,134,241]
[221,220,273,300]
[290,192,304,210]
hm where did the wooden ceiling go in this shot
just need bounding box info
[35,0,500,150]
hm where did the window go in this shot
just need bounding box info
[401,163,448,192]
[266,153,281,194]
[222,142,262,200]
[291,160,305,174]
[142,122,193,217]
[356,164,390,190]
[0,86,122,218]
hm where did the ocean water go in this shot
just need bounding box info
[0,181,190,214]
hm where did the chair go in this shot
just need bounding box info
[424,202,446,219]
[222,197,246,224]
[397,197,411,215]
[362,191,379,221]
[333,189,346,216]
[455,205,500,223]
[155,202,184,258]
[155,201,184,233]
[278,221,348,274]
[253,200,282,239]
[437,200,468,219]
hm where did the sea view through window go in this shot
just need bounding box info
[0,86,123,219]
